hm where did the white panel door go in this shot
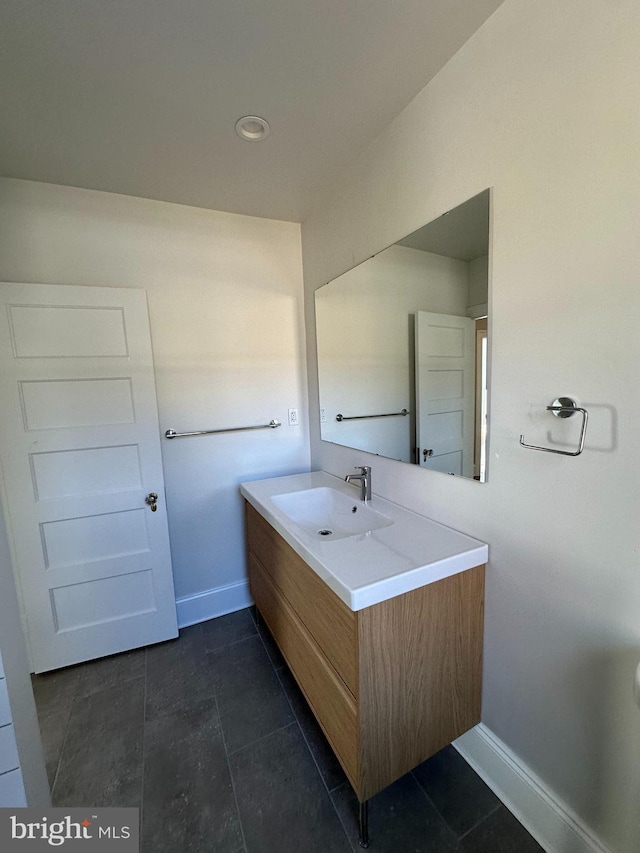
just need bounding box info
[0,283,178,672]
[415,311,475,477]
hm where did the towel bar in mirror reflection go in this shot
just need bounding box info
[315,189,491,482]
[336,409,409,422]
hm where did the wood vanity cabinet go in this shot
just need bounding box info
[245,501,484,802]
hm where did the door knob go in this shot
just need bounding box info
[423,448,433,461]
[145,492,158,512]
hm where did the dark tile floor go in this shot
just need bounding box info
[32,608,545,852]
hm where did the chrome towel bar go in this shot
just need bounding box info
[519,398,588,457]
[165,419,281,439]
[336,408,409,422]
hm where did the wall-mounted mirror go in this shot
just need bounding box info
[315,189,490,481]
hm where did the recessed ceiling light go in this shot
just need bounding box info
[235,115,270,142]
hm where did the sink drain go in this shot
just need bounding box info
[317,528,333,536]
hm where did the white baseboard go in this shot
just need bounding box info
[454,724,611,853]
[175,580,253,628]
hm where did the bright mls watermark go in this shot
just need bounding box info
[0,809,139,850]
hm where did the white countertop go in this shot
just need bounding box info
[240,471,488,611]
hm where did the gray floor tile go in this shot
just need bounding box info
[31,665,81,714]
[201,609,257,652]
[458,806,545,852]
[332,774,457,853]
[412,745,501,839]
[209,635,293,753]
[146,624,215,721]
[36,706,72,787]
[256,620,286,670]
[53,678,145,808]
[217,680,293,755]
[229,724,351,853]
[76,647,146,698]
[276,665,346,792]
[208,635,279,705]
[31,667,81,787]
[142,700,242,853]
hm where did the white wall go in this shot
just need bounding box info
[0,178,309,624]
[301,1,640,851]
[468,255,488,314]
[316,245,469,461]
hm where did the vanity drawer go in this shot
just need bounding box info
[246,503,357,696]
[248,552,359,785]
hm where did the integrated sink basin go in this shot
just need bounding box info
[270,486,393,540]
[240,471,489,610]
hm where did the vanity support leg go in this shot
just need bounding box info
[358,800,370,848]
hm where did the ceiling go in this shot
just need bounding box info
[0,1,504,223]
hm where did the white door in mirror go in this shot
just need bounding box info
[415,311,475,477]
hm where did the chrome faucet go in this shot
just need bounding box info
[345,465,372,503]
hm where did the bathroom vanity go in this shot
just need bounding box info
[240,471,487,843]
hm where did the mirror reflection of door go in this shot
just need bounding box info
[414,311,475,477]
